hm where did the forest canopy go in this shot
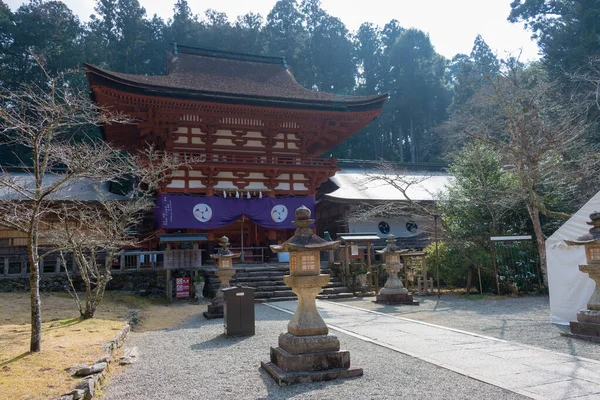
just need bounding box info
[1,0,599,215]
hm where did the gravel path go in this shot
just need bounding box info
[335,294,600,362]
[105,303,527,400]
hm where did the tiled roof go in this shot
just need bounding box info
[84,46,387,111]
[0,173,128,202]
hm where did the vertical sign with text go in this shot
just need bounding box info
[175,277,190,298]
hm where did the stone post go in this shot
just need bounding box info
[375,234,419,305]
[204,236,239,319]
[564,212,600,342]
[261,206,363,385]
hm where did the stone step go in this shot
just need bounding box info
[232,276,284,283]
[235,271,289,278]
[320,287,351,295]
[232,279,286,286]
[250,285,290,292]
[258,296,297,303]
[255,290,296,299]
[317,292,354,300]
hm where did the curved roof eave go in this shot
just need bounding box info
[84,63,388,113]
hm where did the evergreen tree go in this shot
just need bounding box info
[385,28,450,162]
[233,12,266,55]
[265,0,311,87]
[168,0,196,45]
[1,0,83,89]
[470,34,500,76]
[509,0,600,85]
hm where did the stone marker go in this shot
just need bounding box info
[261,206,363,385]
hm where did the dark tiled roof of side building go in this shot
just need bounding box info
[84,45,388,112]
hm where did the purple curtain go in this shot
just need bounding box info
[155,194,315,230]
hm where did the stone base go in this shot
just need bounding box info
[568,320,600,337]
[269,346,351,372]
[203,302,223,319]
[577,309,600,324]
[261,332,362,385]
[278,332,340,355]
[375,293,419,305]
[560,331,600,343]
[380,287,408,295]
[261,361,363,385]
[560,309,600,343]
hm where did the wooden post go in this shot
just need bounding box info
[240,216,245,263]
[490,240,501,295]
[344,241,350,286]
[3,258,8,277]
[166,269,172,303]
[422,256,427,286]
[435,214,440,299]
[136,253,141,272]
[55,258,61,274]
[39,258,44,275]
[120,249,125,271]
[166,244,173,303]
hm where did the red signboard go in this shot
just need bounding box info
[176,277,190,298]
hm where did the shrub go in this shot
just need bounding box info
[425,241,497,293]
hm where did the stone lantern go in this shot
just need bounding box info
[261,206,363,384]
[375,234,419,305]
[203,236,239,319]
[564,211,600,341]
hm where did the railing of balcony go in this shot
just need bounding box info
[179,152,337,168]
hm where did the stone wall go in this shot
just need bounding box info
[0,270,168,298]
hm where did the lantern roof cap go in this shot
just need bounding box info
[376,234,409,255]
[567,211,600,245]
[211,236,240,259]
[271,206,340,253]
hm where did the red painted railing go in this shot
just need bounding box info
[176,152,337,167]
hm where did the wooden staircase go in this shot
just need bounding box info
[205,263,353,303]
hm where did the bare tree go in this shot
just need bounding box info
[53,197,150,319]
[447,65,595,286]
[343,161,441,226]
[0,74,132,352]
[48,147,187,319]
[570,56,600,113]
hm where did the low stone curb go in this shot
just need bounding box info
[56,319,133,400]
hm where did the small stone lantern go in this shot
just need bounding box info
[261,206,363,384]
[375,234,418,305]
[203,236,239,319]
[564,211,600,341]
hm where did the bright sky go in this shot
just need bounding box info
[6,0,540,62]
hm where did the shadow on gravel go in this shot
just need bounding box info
[255,365,350,399]
[190,333,253,350]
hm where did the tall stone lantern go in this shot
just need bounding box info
[375,234,418,305]
[261,206,363,384]
[564,212,600,341]
[203,236,239,319]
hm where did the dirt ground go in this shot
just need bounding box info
[0,291,203,400]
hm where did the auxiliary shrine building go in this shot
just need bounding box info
[84,45,387,257]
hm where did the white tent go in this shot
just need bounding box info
[546,192,599,325]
